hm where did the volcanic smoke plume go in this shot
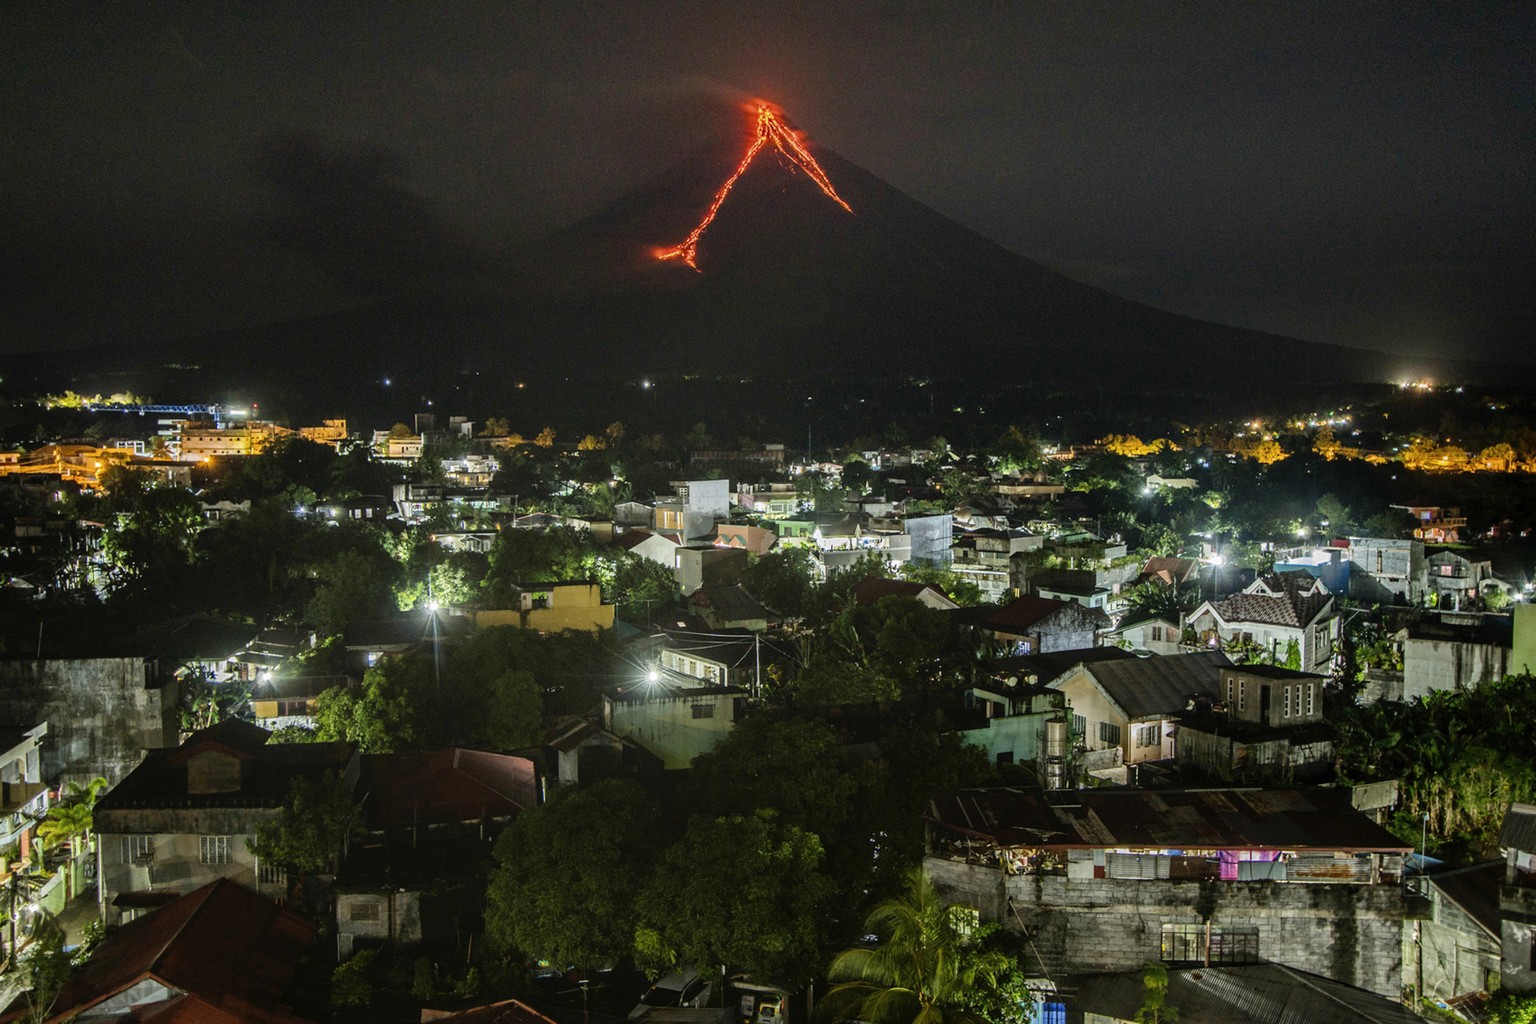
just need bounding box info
[657,104,853,270]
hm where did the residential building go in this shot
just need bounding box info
[812,518,913,570]
[950,528,1041,602]
[849,576,959,611]
[1427,550,1493,610]
[686,584,775,632]
[472,582,615,633]
[925,786,1414,997]
[978,595,1110,655]
[1347,536,1427,604]
[715,522,778,556]
[1394,505,1468,544]
[1049,651,1230,768]
[613,528,680,569]
[1407,861,1503,1007]
[1177,664,1333,783]
[0,651,180,785]
[1500,803,1536,994]
[1101,609,1182,655]
[653,479,730,543]
[335,748,537,959]
[1397,612,1512,698]
[0,722,49,860]
[249,674,348,732]
[94,719,357,924]
[39,878,319,1024]
[602,680,748,770]
[1187,572,1340,673]
[675,544,748,597]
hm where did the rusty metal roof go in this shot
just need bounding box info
[926,786,1411,853]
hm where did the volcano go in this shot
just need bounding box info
[22,102,1495,404]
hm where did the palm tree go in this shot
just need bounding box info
[817,868,1007,1024]
[35,802,92,856]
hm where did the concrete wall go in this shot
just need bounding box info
[604,691,741,769]
[1402,638,1510,699]
[926,857,1408,997]
[1408,888,1500,1001]
[0,657,178,785]
[337,889,422,959]
[1502,883,1536,994]
[96,815,285,924]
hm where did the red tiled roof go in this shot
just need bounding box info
[359,748,538,829]
[30,879,317,1024]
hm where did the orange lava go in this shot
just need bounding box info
[658,105,852,270]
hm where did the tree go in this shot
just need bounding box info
[249,772,360,877]
[634,812,835,983]
[313,657,432,752]
[331,948,377,1009]
[486,779,661,973]
[472,670,544,750]
[36,802,93,856]
[306,547,397,635]
[534,426,557,448]
[818,868,1007,1024]
[1133,961,1179,1024]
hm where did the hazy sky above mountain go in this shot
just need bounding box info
[3,2,1532,362]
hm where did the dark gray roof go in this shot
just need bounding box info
[1083,650,1231,720]
[1212,590,1332,629]
[1061,963,1422,1023]
[927,786,1411,852]
[1501,802,1536,852]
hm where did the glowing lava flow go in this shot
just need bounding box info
[657,104,853,270]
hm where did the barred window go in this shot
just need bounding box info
[1136,724,1160,749]
[690,704,715,720]
[199,835,231,865]
[1161,923,1259,964]
[1283,686,1292,719]
[1306,683,1315,716]
[120,835,154,864]
[1072,714,1086,738]
[1099,721,1122,746]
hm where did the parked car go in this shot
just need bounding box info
[629,968,713,1018]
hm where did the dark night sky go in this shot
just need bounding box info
[3,2,1533,362]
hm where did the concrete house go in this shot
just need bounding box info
[980,595,1110,655]
[1050,651,1230,768]
[472,581,615,633]
[1397,612,1512,699]
[1407,861,1503,1008]
[1348,536,1428,604]
[1500,803,1536,995]
[925,786,1414,997]
[94,719,357,924]
[1101,609,1183,655]
[602,680,748,770]
[1177,664,1333,783]
[951,529,1043,603]
[1427,550,1493,610]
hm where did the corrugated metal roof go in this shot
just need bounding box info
[1061,964,1422,1023]
[1084,650,1230,720]
[926,786,1410,852]
[1500,802,1536,851]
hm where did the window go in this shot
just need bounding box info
[1150,626,1164,642]
[1237,683,1246,712]
[1225,678,1234,705]
[348,901,381,922]
[1098,721,1122,746]
[690,704,715,719]
[1161,923,1259,964]
[199,835,231,865]
[1283,686,1291,719]
[1136,724,1160,749]
[120,835,154,864]
[1306,683,1315,716]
